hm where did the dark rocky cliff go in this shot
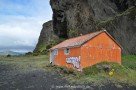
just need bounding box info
[34,0,136,54]
[34,21,58,53]
[50,0,135,38]
[98,7,136,54]
[50,0,97,38]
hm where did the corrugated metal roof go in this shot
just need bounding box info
[50,30,104,50]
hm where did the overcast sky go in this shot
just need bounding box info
[0,0,52,52]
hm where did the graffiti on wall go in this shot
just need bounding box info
[66,57,80,68]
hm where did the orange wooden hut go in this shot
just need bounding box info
[50,30,121,70]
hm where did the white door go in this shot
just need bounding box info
[50,51,55,64]
[50,50,57,64]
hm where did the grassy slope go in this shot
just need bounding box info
[0,55,49,72]
[0,55,136,87]
[122,55,136,70]
[65,55,136,85]
[43,55,136,86]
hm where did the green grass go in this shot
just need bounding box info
[122,55,136,70]
[0,55,136,86]
[0,55,49,72]
[44,55,136,86]
[81,56,136,86]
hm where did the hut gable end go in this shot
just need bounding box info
[82,32,121,49]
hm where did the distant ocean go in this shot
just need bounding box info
[0,49,33,56]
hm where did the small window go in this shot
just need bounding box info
[54,49,58,55]
[64,48,70,55]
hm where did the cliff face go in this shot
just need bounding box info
[50,0,135,36]
[88,0,135,21]
[98,7,136,54]
[50,0,97,38]
[34,0,136,54]
[34,20,58,53]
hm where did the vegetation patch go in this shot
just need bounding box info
[68,29,80,38]
[67,62,136,86]
[122,55,136,70]
[97,6,136,28]
[33,38,66,56]
[0,55,136,87]
[0,55,49,72]
[42,55,136,86]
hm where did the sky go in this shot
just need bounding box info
[0,0,52,52]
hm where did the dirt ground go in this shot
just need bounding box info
[0,56,135,90]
